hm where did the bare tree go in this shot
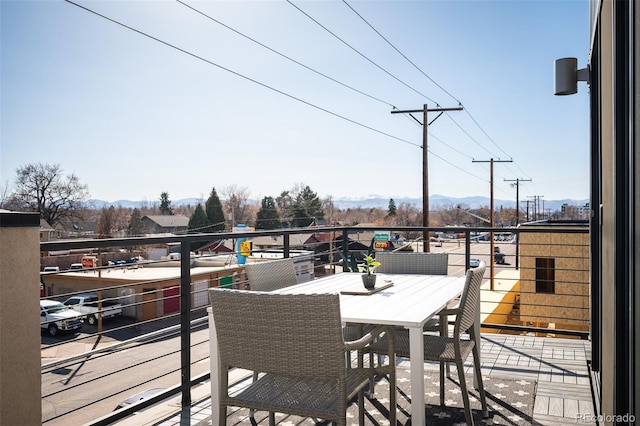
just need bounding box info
[394,203,422,240]
[222,185,253,228]
[98,206,116,238]
[0,181,13,208]
[8,163,89,227]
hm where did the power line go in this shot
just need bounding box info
[457,109,513,161]
[64,0,421,150]
[341,1,532,182]
[176,0,397,109]
[342,0,459,105]
[179,0,487,178]
[428,150,487,182]
[67,0,524,192]
[445,112,499,158]
[429,132,475,161]
[286,0,439,104]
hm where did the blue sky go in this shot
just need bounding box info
[1,0,590,205]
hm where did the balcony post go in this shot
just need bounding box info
[283,234,290,258]
[180,240,192,406]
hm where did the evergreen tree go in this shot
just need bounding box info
[188,204,210,232]
[205,187,225,231]
[127,208,145,236]
[292,204,313,228]
[159,192,173,215]
[293,186,324,228]
[256,196,281,230]
[388,198,397,217]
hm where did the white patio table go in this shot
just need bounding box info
[208,272,466,426]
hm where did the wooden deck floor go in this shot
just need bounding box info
[477,334,595,425]
[114,333,596,426]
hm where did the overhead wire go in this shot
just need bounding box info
[343,0,536,183]
[66,0,510,192]
[399,107,491,184]
[64,0,421,150]
[342,0,460,106]
[286,0,441,105]
[428,150,488,182]
[175,0,397,109]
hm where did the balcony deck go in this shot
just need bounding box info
[113,333,595,426]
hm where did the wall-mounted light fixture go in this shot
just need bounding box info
[554,57,590,95]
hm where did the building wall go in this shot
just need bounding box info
[598,2,615,419]
[592,0,639,421]
[519,225,590,330]
[41,266,246,321]
[0,211,41,426]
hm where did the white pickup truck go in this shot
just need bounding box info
[63,293,123,325]
[40,300,84,336]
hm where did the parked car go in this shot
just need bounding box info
[113,388,165,411]
[42,266,60,273]
[469,258,480,268]
[69,263,83,270]
[62,293,123,325]
[40,300,83,337]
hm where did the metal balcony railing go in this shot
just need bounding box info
[38,224,590,425]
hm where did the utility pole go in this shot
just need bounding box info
[392,104,463,252]
[522,200,532,222]
[504,178,531,270]
[527,195,544,221]
[473,158,512,289]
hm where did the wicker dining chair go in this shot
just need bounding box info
[243,258,298,291]
[375,252,449,275]
[369,263,488,426]
[375,251,452,329]
[208,288,396,426]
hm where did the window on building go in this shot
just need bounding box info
[535,257,555,293]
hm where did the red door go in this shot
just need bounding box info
[163,286,180,314]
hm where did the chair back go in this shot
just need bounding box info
[209,288,346,378]
[376,252,448,275]
[244,258,298,291]
[455,262,486,335]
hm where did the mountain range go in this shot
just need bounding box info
[89,194,589,212]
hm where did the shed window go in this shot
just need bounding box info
[535,257,555,293]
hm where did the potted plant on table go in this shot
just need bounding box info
[359,253,381,289]
[338,238,382,289]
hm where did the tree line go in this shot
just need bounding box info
[1,163,585,240]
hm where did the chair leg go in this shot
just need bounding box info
[388,347,396,425]
[472,343,489,418]
[358,388,365,425]
[218,405,226,426]
[437,361,443,405]
[455,359,474,426]
[249,371,259,419]
[268,411,275,426]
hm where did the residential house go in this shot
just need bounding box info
[39,219,56,242]
[142,215,189,234]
